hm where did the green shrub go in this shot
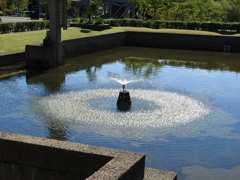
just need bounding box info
[0,20,49,34]
[101,19,240,33]
[79,17,85,23]
[231,23,240,32]
[141,20,152,28]
[0,10,3,16]
[151,20,161,29]
[118,19,127,26]
[95,17,104,24]
[86,11,92,23]
[68,18,79,23]
[103,19,116,26]
[136,19,144,27]
[0,23,14,33]
[15,22,26,32]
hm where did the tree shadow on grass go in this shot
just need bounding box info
[80,30,91,33]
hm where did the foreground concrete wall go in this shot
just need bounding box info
[0,132,145,180]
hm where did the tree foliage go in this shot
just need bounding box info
[16,0,29,12]
[131,0,240,22]
[2,0,240,22]
[0,0,9,13]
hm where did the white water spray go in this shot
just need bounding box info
[39,89,210,128]
[110,78,138,85]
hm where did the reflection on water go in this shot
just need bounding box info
[45,119,70,141]
[182,165,240,180]
[1,46,240,179]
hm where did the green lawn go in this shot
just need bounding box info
[0,26,238,55]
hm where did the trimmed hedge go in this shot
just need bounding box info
[1,18,240,34]
[103,19,240,32]
[0,20,49,34]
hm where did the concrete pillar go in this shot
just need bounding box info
[84,0,90,14]
[104,3,107,18]
[131,5,135,19]
[109,2,112,18]
[48,0,64,66]
[39,0,43,17]
[26,0,67,69]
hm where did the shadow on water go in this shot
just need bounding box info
[26,69,66,93]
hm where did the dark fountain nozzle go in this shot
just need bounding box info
[117,84,131,111]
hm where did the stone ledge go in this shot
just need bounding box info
[144,168,177,180]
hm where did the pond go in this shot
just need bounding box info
[1,46,240,180]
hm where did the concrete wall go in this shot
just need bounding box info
[0,52,25,66]
[127,32,240,52]
[63,32,127,58]
[1,31,240,66]
[63,31,240,59]
[0,132,145,180]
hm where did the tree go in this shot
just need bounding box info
[161,0,174,20]
[16,0,29,12]
[223,0,240,22]
[0,0,9,13]
[138,0,150,19]
[173,0,199,21]
[89,2,98,19]
[148,0,163,19]
[86,10,92,23]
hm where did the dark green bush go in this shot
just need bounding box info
[0,20,49,34]
[103,19,118,26]
[0,23,14,33]
[141,20,152,28]
[103,19,240,33]
[68,18,80,23]
[231,23,240,32]
[95,17,104,24]
[79,17,85,23]
[151,20,161,29]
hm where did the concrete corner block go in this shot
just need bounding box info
[0,132,145,180]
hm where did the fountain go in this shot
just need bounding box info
[111,78,139,111]
[117,84,131,111]
[1,46,240,179]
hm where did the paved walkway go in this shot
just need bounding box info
[0,16,40,23]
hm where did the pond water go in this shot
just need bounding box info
[1,46,240,179]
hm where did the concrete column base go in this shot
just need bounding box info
[26,44,65,69]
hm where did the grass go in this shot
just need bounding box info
[0,27,125,55]
[0,26,239,55]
